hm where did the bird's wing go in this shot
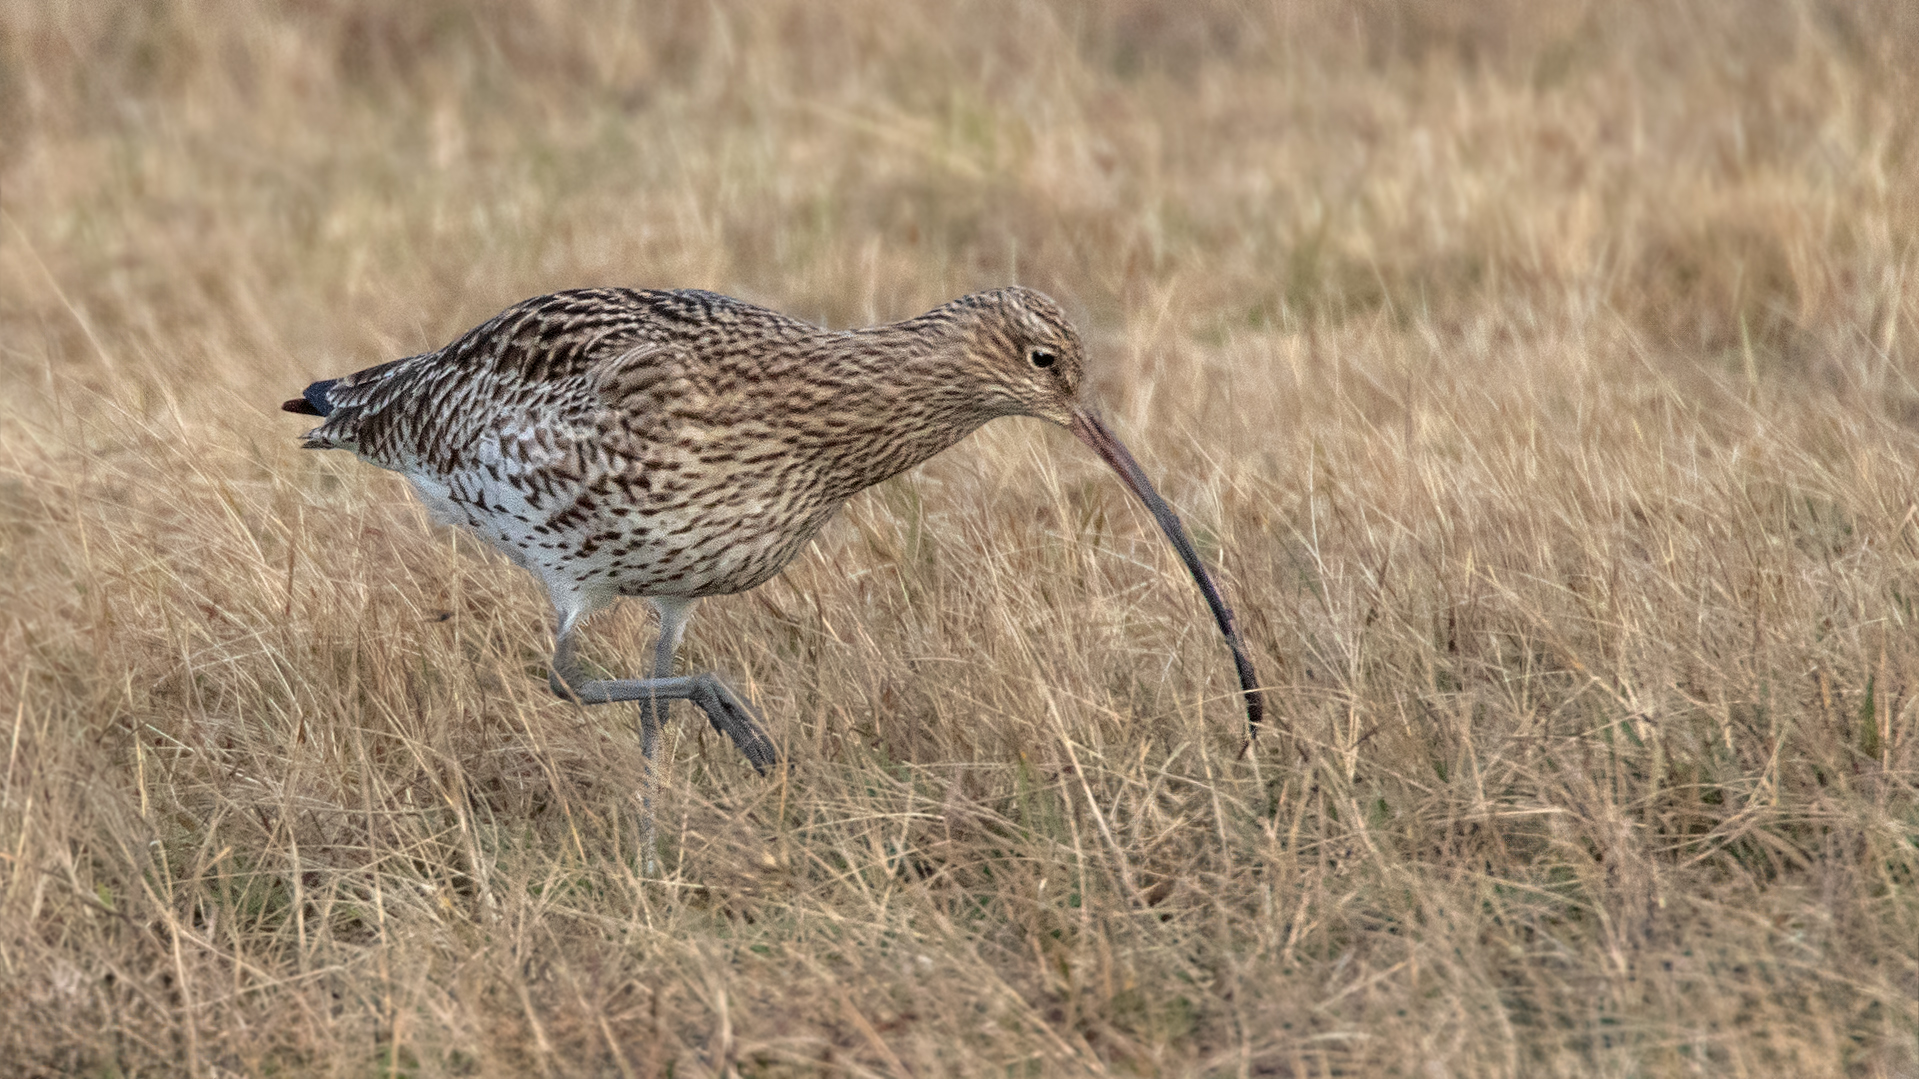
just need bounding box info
[302,290,685,475]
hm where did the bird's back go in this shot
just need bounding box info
[301,289,791,465]
[295,289,869,603]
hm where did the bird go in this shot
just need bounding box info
[285,286,1262,869]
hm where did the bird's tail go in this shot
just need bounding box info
[281,378,340,417]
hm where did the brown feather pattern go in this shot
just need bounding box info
[298,286,1086,619]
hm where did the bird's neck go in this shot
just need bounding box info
[801,312,1000,499]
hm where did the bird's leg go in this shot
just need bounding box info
[636,598,691,796]
[633,615,679,876]
[547,614,779,774]
[546,600,780,875]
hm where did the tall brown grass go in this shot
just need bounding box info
[3,1,1916,1075]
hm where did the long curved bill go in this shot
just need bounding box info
[1069,407,1265,741]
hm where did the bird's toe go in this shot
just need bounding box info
[694,675,780,774]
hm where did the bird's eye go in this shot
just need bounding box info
[1028,347,1058,370]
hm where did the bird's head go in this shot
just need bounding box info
[950,286,1088,427]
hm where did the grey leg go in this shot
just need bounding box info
[545,598,779,875]
[546,607,779,773]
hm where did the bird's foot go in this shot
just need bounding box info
[687,674,780,775]
[547,668,779,774]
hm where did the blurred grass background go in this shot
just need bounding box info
[3,1,1917,1075]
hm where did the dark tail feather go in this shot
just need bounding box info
[281,378,340,417]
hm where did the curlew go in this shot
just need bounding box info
[285,287,1262,866]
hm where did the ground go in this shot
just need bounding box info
[1,2,1916,1075]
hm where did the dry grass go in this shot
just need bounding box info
[3,1,1918,1075]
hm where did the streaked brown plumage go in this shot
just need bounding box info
[285,286,1262,869]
